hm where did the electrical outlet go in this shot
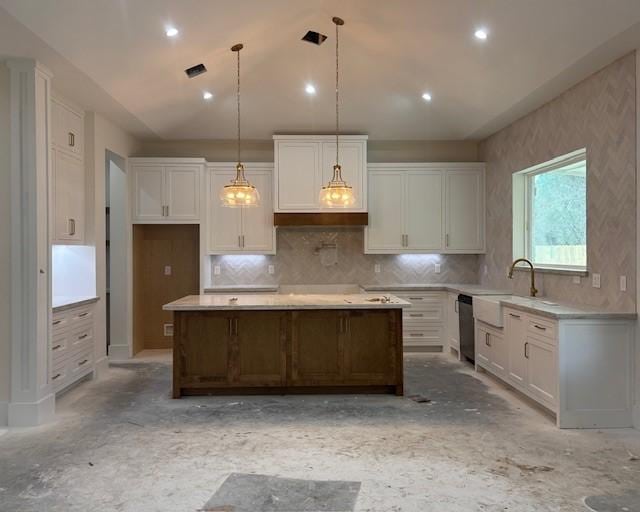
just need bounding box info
[163,323,174,337]
[164,265,172,276]
[374,264,381,274]
[434,263,441,274]
[592,273,600,289]
[214,265,221,276]
[572,275,581,285]
[268,265,275,275]
[620,275,627,292]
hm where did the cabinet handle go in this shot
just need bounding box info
[78,333,88,340]
[52,344,62,351]
[52,373,62,381]
[238,235,242,248]
[445,233,449,247]
[241,235,245,248]
[509,313,521,319]
[408,297,423,301]
[405,234,409,247]
[454,300,459,313]
[53,320,62,326]
[409,313,423,317]
[68,218,76,236]
[234,318,239,335]
[533,324,546,331]
[166,205,169,217]
[68,132,75,147]
[228,318,233,335]
[524,342,530,359]
[78,312,89,318]
[485,332,490,346]
[78,359,89,366]
[409,333,424,337]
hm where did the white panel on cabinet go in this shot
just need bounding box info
[52,148,84,243]
[321,141,365,210]
[165,166,200,220]
[133,166,164,221]
[209,170,243,252]
[405,171,443,250]
[241,170,275,252]
[366,171,404,251]
[52,96,83,157]
[276,141,320,210]
[445,169,484,252]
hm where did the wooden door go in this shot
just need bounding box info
[365,171,405,252]
[133,166,165,221]
[290,310,343,385]
[526,336,557,405]
[241,170,275,253]
[321,141,365,210]
[174,312,233,393]
[276,141,320,210]
[343,310,396,384]
[165,166,200,220]
[234,311,287,385]
[445,169,484,251]
[405,171,444,250]
[208,170,243,253]
[133,224,199,353]
[505,310,528,388]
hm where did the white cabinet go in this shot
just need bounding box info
[445,169,484,252]
[274,135,367,212]
[526,336,557,405]
[52,148,85,243]
[365,163,484,254]
[52,97,83,157]
[387,291,446,350]
[446,292,460,357]
[505,309,527,387]
[475,321,507,379]
[130,158,204,223]
[207,164,275,254]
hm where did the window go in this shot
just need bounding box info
[513,149,587,271]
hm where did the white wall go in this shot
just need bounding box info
[51,245,96,298]
[0,62,11,424]
[85,112,139,369]
[635,49,640,430]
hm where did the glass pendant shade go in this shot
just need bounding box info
[220,163,260,207]
[319,164,355,207]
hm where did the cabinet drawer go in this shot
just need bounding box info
[51,358,70,392]
[403,325,444,346]
[527,316,556,343]
[68,325,93,354]
[51,330,71,364]
[52,312,70,333]
[70,306,93,326]
[69,348,94,381]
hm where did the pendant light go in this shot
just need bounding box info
[319,16,356,208]
[220,43,260,207]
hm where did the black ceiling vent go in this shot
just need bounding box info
[184,63,207,78]
[302,30,327,45]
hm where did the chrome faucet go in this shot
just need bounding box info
[508,258,538,297]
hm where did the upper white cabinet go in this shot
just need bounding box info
[365,163,485,254]
[130,158,204,223]
[51,95,85,244]
[207,163,275,254]
[274,135,367,212]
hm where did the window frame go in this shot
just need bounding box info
[513,148,587,273]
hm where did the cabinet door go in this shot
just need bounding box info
[343,310,395,384]
[405,171,443,250]
[52,99,83,156]
[165,166,200,220]
[52,149,84,242]
[476,325,491,367]
[321,141,365,210]
[133,166,165,221]
[526,337,557,405]
[208,170,243,253]
[290,311,342,384]
[276,141,320,210]
[365,171,404,252]
[234,312,286,385]
[505,310,527,388]
[241,170,275,253]
[446,293,460,350]
[445,169,484,251]
[488,330,507,378]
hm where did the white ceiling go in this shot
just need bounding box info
[2,0,640,141]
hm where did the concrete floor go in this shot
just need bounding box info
[1,353,639,512]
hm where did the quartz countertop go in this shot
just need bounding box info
[204,285,280,293]
[164,294,410,311]
[495,295,636,320]
[361,283,511,296]
[52,295,99,312]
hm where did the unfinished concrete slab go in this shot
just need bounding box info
[0,354,639,512]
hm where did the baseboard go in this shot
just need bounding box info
[633,405,640,430]
[108,343,131,361]
[94,356,109,378]
[7,393,55,427]
[0,401,8,427]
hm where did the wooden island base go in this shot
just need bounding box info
[172,309,403,397]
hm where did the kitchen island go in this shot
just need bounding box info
[163,294,409,397]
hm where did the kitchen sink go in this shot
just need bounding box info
[474,295,559,328]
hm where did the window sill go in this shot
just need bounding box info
[513,266,588,277]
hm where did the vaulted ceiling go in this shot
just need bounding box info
[2,0,640,141]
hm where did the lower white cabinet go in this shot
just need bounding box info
[207,164,276,254]
[477,306,634,429]
[445,292,460,357]
[388,291,446,350]
[51,302,96,393]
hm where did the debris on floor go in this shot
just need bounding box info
[408,394,431,403]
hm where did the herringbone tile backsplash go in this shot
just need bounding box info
[209,228,479,286]
[479,53,636,312]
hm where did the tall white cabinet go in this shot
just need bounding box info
[273,135,367,212]
[129,158,205,223]
[51,96,85,244]
[365,163,485,254]
[207,163,275,254]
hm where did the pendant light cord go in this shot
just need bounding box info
[237,48,241,166]
[335,19,339,168]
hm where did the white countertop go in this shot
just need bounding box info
[52,295,99,312]
[361,283,512,296]
[164,294,410,311]
[494,295,636,320]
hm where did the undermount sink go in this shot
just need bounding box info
[474,295,559,328]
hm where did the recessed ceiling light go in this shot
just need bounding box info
[422,92,432,102]
[305,83,316,95]
[203,91,213,100]
[474,28,488,40]
[165,26,179,38]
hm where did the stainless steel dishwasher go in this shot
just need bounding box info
[458,294,475,363]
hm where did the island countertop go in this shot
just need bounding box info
[163,293,410,311]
